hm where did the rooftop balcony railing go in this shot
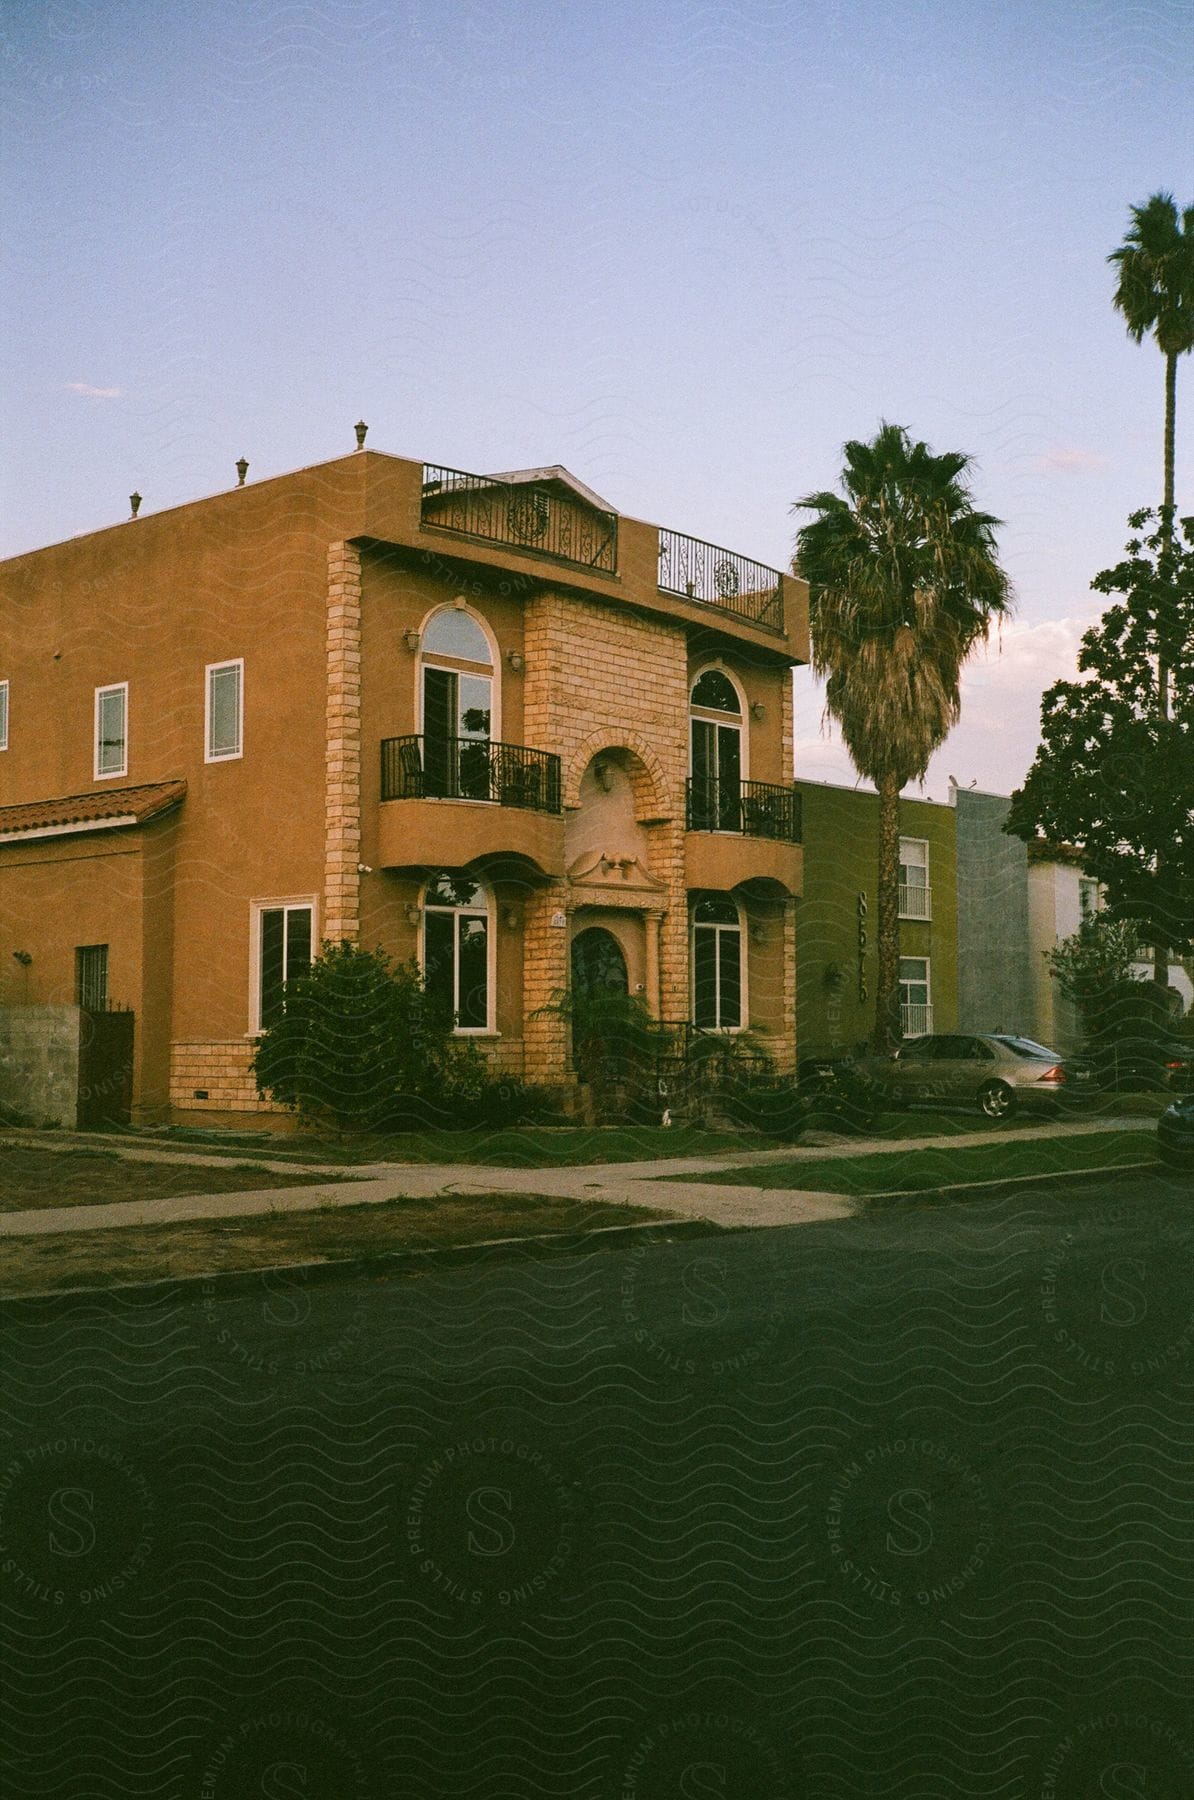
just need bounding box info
[685,778,801,842]
[421,465,618,574]
[658,529,784,631]
[381,734,562,815]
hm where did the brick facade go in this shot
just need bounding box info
[170,1041,285,1113]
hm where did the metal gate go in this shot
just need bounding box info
[78,1007,134,1128]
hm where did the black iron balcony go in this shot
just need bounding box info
[685,777,801,842]
[658,529,784,630]
[421,465,618,574]
[381,734,562,815]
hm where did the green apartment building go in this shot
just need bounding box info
[794,779,958,1061]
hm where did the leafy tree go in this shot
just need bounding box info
[792,422,1011,1050]
[1047,913,1140,1003]
[1007,509,1194,966]
[252,941,464,1133]
[1109,192,1194,548]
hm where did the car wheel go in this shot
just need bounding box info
[978,1080,1015,1121]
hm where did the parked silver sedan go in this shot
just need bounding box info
[863,1033,1096,1120]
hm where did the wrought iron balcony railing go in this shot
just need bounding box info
[685,778,801,842]
[658,529,784,630]
[901,1003,933,1038]
[421,465,618,573]
[381,734,562,815]
[898,882,932,920]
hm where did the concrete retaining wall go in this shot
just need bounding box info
[0,1005,83,1128]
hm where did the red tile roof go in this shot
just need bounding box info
[0,780,186,841]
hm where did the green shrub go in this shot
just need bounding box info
[253,942,464,1133]
[252,942,570,1134]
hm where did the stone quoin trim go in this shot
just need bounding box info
[324,541,362,944]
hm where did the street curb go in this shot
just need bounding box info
[864,1158,1160,1204]
[0,1216,722,1309]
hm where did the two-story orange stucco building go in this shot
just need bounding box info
[0,440,807,1126]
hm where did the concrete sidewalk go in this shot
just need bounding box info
[0,1117,1154,1237]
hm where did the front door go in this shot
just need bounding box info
[422,665,492,799]
[571,927,628,998]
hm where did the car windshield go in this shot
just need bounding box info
[988,1036,1061,1060]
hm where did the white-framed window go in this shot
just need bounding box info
[94,682,128,779]
[206,659,243,762]
[422,872,492,1032]
[0,679,8,751]
[251,899,315,1033]
[1078,877,1100,921]
[691,893,744,1030]
[689,666,745,831]
[899,956,932,1037]
[898,837,931,919]
[418,606,497,800]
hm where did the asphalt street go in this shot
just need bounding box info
[1,1167,1191,1797]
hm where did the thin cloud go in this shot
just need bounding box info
[65,381,123,399]
[1032,445,1111,475]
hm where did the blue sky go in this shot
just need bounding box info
[3,0,1191,797]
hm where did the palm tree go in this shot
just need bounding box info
[793,423,1011,1052]
[1109,193,1193,991]
[1109,192,1194,538]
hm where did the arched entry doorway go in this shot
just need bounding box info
[571,926,628,998]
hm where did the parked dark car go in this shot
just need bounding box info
[860,1033,1096,1121]
[1157,1095,1194,1171]
[1096,1036,1194,1092]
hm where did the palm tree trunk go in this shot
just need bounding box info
[1163,349,1176,519]
[1154,350,1176,990]
[872,772,903,1052]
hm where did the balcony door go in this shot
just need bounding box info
[420,607,494,800]
[690,669,742,831]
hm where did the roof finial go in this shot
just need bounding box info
[235,457,249,486]
[129,492,142,518]
[354,419,368,450]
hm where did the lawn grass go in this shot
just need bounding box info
[78,1123,768,1168]
[680,1128,1158,1197]
[0,1146,362,1212]
[67,1108,1063,1170]
[0,1190,681,1298]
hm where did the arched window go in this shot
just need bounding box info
[419,607,495,800]
[692,894,743,1030]
[689,668,743,831]
[423,873,491,1031]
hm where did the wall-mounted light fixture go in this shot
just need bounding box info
[405,905,421,927]
[403,629,421,652]
[594,761,614,793]
[749,923,766,944]
[751,701,766,720]
[506,650,525,673]
[502,907,521,930]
